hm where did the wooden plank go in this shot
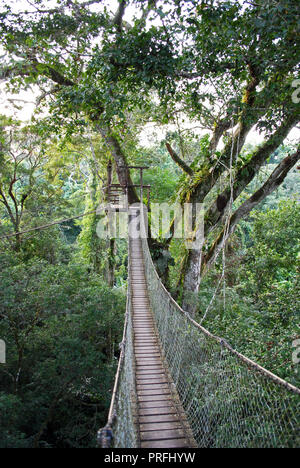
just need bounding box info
[136,364,164,369]
[134,342,159,346]
[135,332,156,336]
[133,319,153,322]
[134,336,157,340]
[136,367,165,373]
[134,318,153,321]
[133,317,153,321]
[140,429,185,441]
[140,421,182,432]
[137,335,158,346]
[134,346,158,350]
[138,407,177,416]
[133,324,155,328]
[138,401,174,409]
[134,338,157,343]
[141,439,190,448]
[133,308,151,312]
[137,363,168,372]
[136,358,160,367]
[138,394,173,402]
[134,341,156,345]
[133,314,152,317]
[136,358,161,362]
[136,363,164,368]
[138,388,171,396]
[133,331,156,334]
[134,324,154,327]
[133,312,152,315]
[139,414,180,424]
[136,365,164,370]
[134,343,157,347]
[133,311,151,314]
[136,369,165,375]
[137,368,168,378]
[137,379,168,390]
[134,320,154,324]
[129,238,195,450]
[135,354,161,358]
[134,340,157,344]
[137,369,166,380]
[134,343,159,353]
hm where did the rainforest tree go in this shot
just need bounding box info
[0,0,299,314]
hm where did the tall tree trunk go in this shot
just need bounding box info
[96,125,139,205]
[181,247,202,316]
[180,109,299,316]
[180,147,299,316]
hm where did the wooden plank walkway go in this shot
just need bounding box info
[130,238,197,449]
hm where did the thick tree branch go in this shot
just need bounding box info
[8,176,19,221]
[165,142,194,176]
[97,125,139,205]
[204,111,300,236]
[113,0,127,31]
[209,117,232,154]
[202,147,300,274]
[0,61,75,87]
[0,185,16,227]
[184,73,266,206]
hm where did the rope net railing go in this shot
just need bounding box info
[97,239,139,448]
[99,206,299,448]
[140,233,300,448]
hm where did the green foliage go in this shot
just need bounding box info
[196,201,300,386]
[242,200,299,291]
[0,0,299,448]
[0,256,125,448]
[0,118,129,447]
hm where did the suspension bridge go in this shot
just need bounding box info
[98,195,300,449]
[0,162,298,449]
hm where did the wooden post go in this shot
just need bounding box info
[139,167,143,203]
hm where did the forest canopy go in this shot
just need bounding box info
[0,0,299,448]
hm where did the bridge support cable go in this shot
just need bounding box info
[99,204,300,448]
[97,223,139,448]
[140,204,300,448]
